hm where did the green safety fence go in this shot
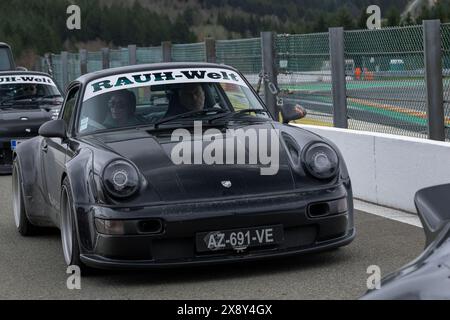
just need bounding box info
[344,25,428,138]
[137,46,163,64]
[216,38,262,85]
[67,52,81,83]
[110,48,129,69]
[276,33,333,126]
[441,23,450,139]
[39,23,450,140]
[171,42,205,63]
[87,51,102,73]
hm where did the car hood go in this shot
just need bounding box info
[0,108,55,138]
[82,122,328,202]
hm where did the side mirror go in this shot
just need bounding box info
[39,119,67,139]
[280,103,307,124]
[414,184,450,247]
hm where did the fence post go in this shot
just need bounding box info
[61,51,69,91]
[33,56,43,72]
[128,44,137,65]
[102,48,110,69]
[79,49,87,75]
[329,27,348,129]
[423,19,445,141]
[261,31,279,121]
[162,41,172,62]
[205,38,216,63]
[44,53,53,76]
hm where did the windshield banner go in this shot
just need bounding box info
[0,74,56,87]
[84,68,249,102]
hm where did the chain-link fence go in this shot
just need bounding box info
[86,51,102,74]
[276,33,333,127]
[344,26,428,139]
[67,52,81,85]
[441,23,450,137]
[216,38,262,86]
[172,42,206,63]
[40,21,450,141]
[136,46,162,64]
[109,48,129,69]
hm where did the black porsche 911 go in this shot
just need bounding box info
[12,63,354,270]
[1,71,63,174]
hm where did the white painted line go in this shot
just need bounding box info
[354,199,423,228]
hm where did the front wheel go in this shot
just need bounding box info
[12,160,36,236]
[60,177,84,268]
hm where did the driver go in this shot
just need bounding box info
[164,84,205,118]
[21,84,38,96]
[103,90,141,128]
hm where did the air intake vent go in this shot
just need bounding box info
[307,198,348,218]
[137,219,163,234]
[308,203,330,217]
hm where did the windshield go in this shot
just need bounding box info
[78,68,269,134]
[0,74,61,106]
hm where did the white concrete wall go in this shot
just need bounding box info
[295,124,450,213]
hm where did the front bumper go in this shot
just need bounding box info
[81,229,355,269]
[75,183,355,270]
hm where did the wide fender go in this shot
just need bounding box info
[14,137,43,197]
[14,137,53,225]
[65,147,95,205]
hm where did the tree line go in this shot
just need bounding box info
[1,0,450,67]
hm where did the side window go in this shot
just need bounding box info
[221,83,251,111]
[61,86,80,130]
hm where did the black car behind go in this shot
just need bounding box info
[0,71,63,174]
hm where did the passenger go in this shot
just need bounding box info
[21,84,38,96]
[103,90,141,128]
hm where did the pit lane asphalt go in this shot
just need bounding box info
[0,175,424,300]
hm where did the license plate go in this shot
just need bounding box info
[10,140,24,151]
[196,225,284,252]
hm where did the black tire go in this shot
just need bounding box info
[60,177,87,271]
[12,160,36,236]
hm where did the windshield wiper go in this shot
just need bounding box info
[0,95,62,108]
[152,109,229,129]
[34,94,62,100]
[0,94,37,106]
[209,108,269,123]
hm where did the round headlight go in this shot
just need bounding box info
[303,142,339,179]
[102,160,140,198]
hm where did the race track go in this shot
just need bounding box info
[281,79,450,138]
[0,175,424,300]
